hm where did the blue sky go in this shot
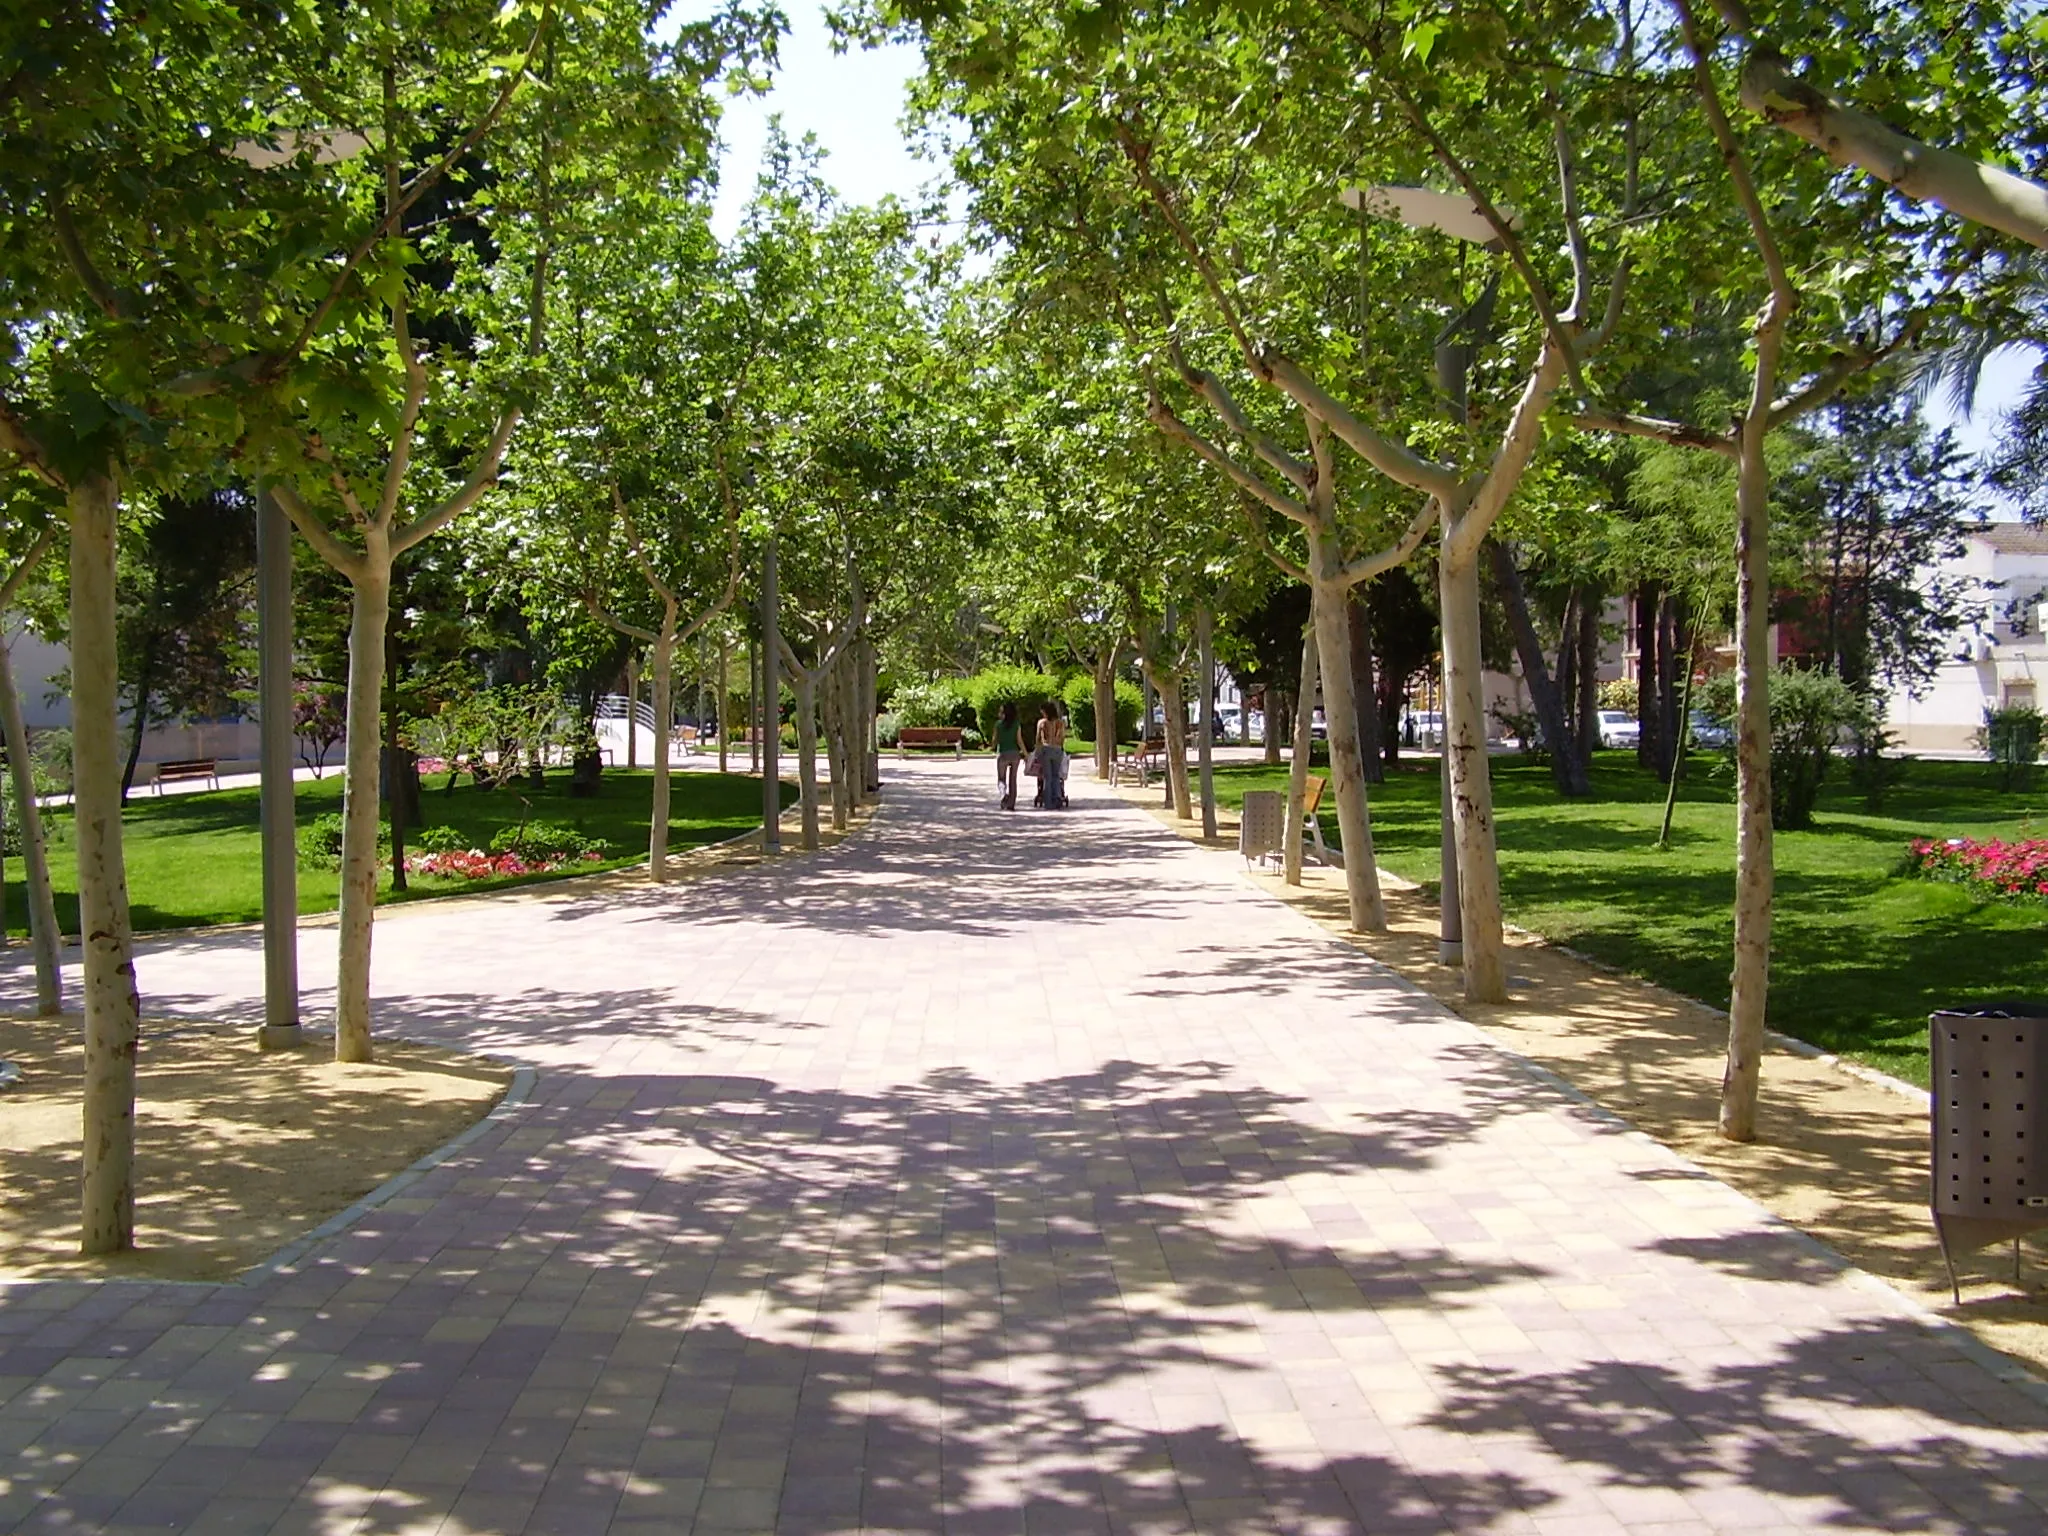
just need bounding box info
[706,4,934,240]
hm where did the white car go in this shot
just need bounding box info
[1597,709,1640,749]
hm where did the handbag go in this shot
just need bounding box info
[1024,749,1042,777]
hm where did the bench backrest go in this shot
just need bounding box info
[900,727,962,742]
[159,759,216,775]
[1303,773,1327,816]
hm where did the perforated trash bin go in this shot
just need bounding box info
[1930,1002,2048,1301]
[1238,790,1283,868]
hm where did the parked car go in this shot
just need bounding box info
[1597,709,1640,749]
[1687,710,1732,750]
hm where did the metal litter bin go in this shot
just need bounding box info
[1930,1002,2048,1301]
[1238,790,1283,869]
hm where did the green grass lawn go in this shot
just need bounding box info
[1208,753,2048,1086]
[5,768,792,937]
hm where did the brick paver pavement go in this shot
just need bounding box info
[3,759,2045,1534]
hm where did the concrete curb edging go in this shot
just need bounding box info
[238,1060,539,1286]
[0,1057,537,1292]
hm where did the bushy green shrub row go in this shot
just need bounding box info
[882,670,1141,746]
[1061,674,1142,744]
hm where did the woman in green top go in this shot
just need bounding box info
[994,700,1026,810]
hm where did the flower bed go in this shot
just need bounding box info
[413,848,605,881]
[1904,836,2048,900]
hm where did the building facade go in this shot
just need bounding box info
[1885,523,2048,754]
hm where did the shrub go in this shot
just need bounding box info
[488,820,608,863]
[889,680,966,729]
[1980,704,2045,792]
[1061,674,1142,744]
[960,666,1061,740]
[29,728,71,798]
[297,811,387,867]
[875,712,902,749]
[1597,678,1638,714]
[960,727,984,751]
[415,824,468,854]
[1698,664,1862,830]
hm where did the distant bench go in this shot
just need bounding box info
[897,726,964,760]
[148,758,220,794]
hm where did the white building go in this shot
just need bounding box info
[1886,523,2048,754]
[3,626,263,771]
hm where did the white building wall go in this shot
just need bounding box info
[1885,526,2048,753]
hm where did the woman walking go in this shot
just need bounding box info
[994,701,1026,811]
[1035,700,1068,810]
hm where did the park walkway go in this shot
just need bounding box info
[3,758,2046,1534]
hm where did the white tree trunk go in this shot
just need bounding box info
[334,549,392,1064]
[795,673,820,850]
[1093,660,1117,780]
[823,657,850,831]
[1309,572,1387,931]
[0,638,62,1015]
[70,475,142,1255]
[1439,537,1507,1001]
[1153,666,1193,819]
[1284,624,1318,887]
[862,637,880,795]
[1722,423,1777,1141]
[649,616,675,882]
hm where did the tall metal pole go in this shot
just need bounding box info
[696,633,708,754]
[760,535,781,853]
[255,491,302,1049]
[1438,716,1463,967]
[747,633,759,774]
[1196,604,1217,839]
[717,630,730,774]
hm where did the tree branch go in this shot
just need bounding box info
[390,409,521,555]
[1336,497,1440,585]
[0,523,59,609]
[1375,66,1590,398]
[1569,407,1739,456]
[582,592,657,645]
[1253,350,1465,503]
[1165,336,1312,488]
[0,400,64,489]
[1677,0,1794,312]
[270,481,368,579]
[1147,392,1312,527]
[52,194,128,319]
[1113,121,1263,371]
[609,482,680,608]
[1231,492,1311,585]
[674,495,746,649]
[1447,338,1574,567]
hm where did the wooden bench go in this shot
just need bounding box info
[1299,773,1337,866]
[897,726,964,760]
[150,758,220,794]
[1112,737,1168,787]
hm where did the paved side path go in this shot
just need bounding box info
[3,761,2045,1535]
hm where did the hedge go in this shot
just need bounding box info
[1062,674,1142,744]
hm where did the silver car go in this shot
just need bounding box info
[1597,709,1640,749]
